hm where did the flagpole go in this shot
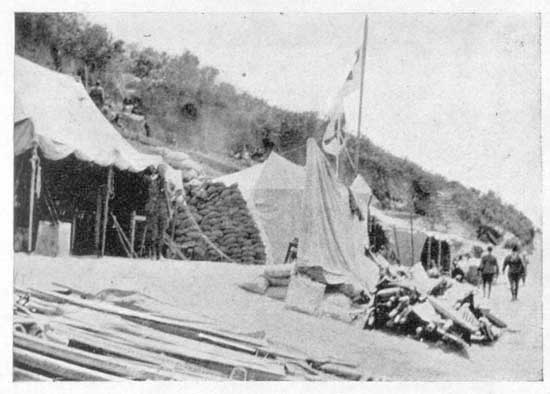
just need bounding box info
[354,15,368,175]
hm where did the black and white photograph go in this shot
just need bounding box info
[7,6,544,387]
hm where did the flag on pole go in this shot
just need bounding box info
[322,46,362,156]
[340,47,363,97]
[322,100,347,156]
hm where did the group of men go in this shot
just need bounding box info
[478,245,528,301]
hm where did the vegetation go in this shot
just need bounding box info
[14,12,536,245]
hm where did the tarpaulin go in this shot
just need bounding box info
[297,139,379,293]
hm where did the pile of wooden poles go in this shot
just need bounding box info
[13,284,367,381]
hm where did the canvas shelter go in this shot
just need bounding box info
[15,55,166,172]
[14,56,181,256]
[216,152,305,265]
[296,139,379,293]
[351,174,380,208]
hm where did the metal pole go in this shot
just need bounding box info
[354,15,369,174]
[27,145,38,252]
[100,166,114,257]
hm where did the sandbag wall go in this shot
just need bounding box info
[172,181,266,264]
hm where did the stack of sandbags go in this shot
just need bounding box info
[172,181,266,264]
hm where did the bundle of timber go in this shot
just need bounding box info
[14,283,367,381]
[363,263,507,353]
[172,181,266,264]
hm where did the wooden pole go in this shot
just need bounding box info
[130,210,136,255]
[27,145,38,252]
[426,236,432,268]
[409,210,414,266]
[94,190,102,256]
[392,225,401,264]
[437,240,442,270]
[70,212,77,254]
[100,166,114,257]
[354,15,369,174]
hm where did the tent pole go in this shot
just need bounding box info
[409,210,414,266]
[70,212,77,254]
[94,190,102,256]
[354,15,368,175]
[367,195,373,234]
[130,210,136,255]
[426,236,432,268]
[100,166,114,257]
[27,145,38,253]
[437,240,442,270]
[392,225,401,264]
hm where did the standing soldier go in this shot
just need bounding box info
[502,245,525,301]
[478,246,499,298]
[144,165,172,260]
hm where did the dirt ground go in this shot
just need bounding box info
[14,243,542,381]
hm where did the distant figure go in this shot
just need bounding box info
[521,252,529,285]
[144,121,151,138]
[144,165,171,260]
[502,245,525,301]
[478,246,499,298]
[89,80,105,109]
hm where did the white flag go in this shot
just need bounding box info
[322,100,347,156]
[339,47,362,97]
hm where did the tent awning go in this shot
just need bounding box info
[14,56,163,173]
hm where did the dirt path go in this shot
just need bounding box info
[14,245,542,381]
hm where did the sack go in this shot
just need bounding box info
[264,263,295,279]
[238,276,270,295]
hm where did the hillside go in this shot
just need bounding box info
[14,13,536,245]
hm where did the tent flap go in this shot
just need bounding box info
[297,139,379,293]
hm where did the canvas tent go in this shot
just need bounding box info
[297,139,379,293]
[216,152,305,265]
[351,174,380,208]
[15,55,164,173]
[14,56,183,256]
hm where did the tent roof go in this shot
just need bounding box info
[253,152,305,190]
[215,152,305,197]
[215,161,265,200]
[14,56,163,173]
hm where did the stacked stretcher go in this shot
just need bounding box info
[364,264,508,351]
[13,284,367,381]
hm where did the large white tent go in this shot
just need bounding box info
[14,56,163,173]
[216,152,305,265]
